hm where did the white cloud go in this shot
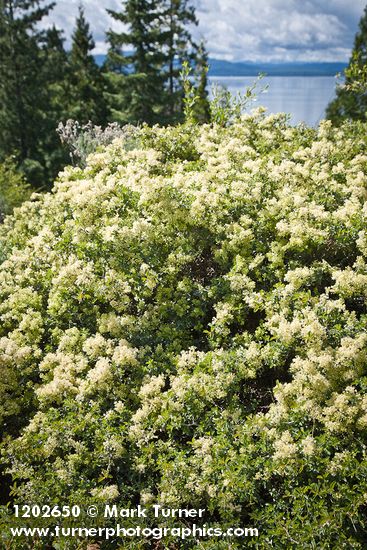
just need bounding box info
[194,0,366,61]
[42,0,123,54]
[44,0,366,61]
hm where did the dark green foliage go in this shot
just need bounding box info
[160,0,198,122]
[326,5,367,124]
[105,0,167,125]
[105,0,206,125]
[0,0,55,187]
[39,25,71,180]
[68,5,109,125]
[0,1,110,189]
[43,25,69,116]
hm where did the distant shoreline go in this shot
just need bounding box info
[95,54,347,77]
[206,59,347,77]
[209,74,338,79]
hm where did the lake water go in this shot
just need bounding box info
[208,76,338,127]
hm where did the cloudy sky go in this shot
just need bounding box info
[45,0,366,62]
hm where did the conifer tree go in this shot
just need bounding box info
[43,25,69,108]
[105,0,205,125]
[105,0,166,125]
[40,25,70,177]
[326,5,367,124]
[160,0,198,121]
[0,0,55,185]
[69,4,109,125]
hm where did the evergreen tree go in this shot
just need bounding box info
[43,24,69,110]
[160,0,198,121]
[105,0,166,125]
[326,5,367,124]
[105,0,206,125]
[0,0,55,185]
[69,4,109,125]
[40,25,70,178]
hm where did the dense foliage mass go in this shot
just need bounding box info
[0,0,59,186]
[0,160,31,223]
[1,112,367,548]
[326,5,367,124]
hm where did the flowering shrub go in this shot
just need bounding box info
[1,111,367,548]
[57,119,138,167]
